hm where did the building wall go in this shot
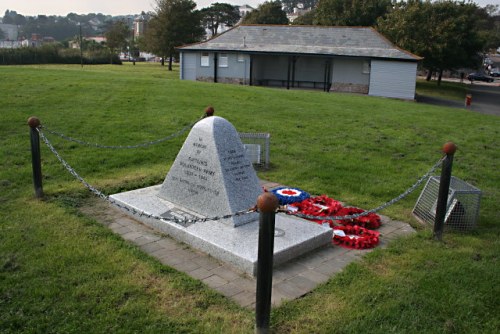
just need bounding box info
[179,51,418,99]
[252,55,328,88]
[294,56,327,83]
[369,60,417,100]
[331,58,370,94]
[181,51,250,84]
[180,52,197,80]
[253,55,289,84]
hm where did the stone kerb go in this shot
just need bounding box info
[158,116,262,227]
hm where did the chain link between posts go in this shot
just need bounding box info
[279,156,445,221]
[40,114,205,149]
[37,126,444,224]
[37,128,256,225]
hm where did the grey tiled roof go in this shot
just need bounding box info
[179,25,421,61]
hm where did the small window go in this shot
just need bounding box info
[219,53,228,67]
[237,54,245,62]
[362,61,371,74]
[201,52,209,67]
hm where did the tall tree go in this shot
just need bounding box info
[377,0,485,84]
[200,3,240,37]
[314,0,391,26]
[104,20,129,64]
[241,1,289,25]
[475,4,500,52]
[143,0,205,70]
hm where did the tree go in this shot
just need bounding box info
[314,0,391,26]
[143,0,205,70]
[377,0,485,85]
[474,5,500,52]
[291,9,316,25]
[241,1,289,25]
[200,3,240,37]
[104,20,129,64]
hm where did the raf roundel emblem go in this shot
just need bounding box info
[271,187,310,205]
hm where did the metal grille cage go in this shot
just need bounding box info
[413,176,482,231]
[239,132,270,169]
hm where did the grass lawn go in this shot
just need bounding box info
[416,79,468,101]
[1,63,499,333]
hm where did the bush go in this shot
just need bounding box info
[0,45,122,65]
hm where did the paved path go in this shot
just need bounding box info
[80,181,416,308]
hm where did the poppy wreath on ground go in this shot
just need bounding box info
[290,195,382,229]
[271,187,310,205]
[333,207,382,229]
[289,195,343,224]
[332,225,380,249]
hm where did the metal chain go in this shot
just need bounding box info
[280,156,445,221]
[40,115,204,149]
[38,128,256,225]
[38,126,445,225]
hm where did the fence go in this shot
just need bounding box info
[29,114,465,333]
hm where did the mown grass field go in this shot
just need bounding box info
[416,79,468,101]
[1,63,499,333]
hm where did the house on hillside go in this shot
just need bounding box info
[177,25,422,100]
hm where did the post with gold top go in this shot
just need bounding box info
[255,192,279,334]
[434,142,457,241]
[28,116,43,199]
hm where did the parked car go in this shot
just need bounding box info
[467,73,494,83]
[489,69,500,77]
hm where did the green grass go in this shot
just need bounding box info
[416,79,468,101]
[1,63,499,333]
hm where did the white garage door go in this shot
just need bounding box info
[369,60,417,100]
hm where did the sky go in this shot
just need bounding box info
[0,0,498,16]
[0,0,264,16]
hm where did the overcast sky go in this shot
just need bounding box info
[0,0,498,16]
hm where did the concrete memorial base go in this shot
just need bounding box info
[110,185,333,276]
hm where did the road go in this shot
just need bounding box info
[416,77,500,116]
[466,84,500,116]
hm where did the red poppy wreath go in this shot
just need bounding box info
[332,225,380,249]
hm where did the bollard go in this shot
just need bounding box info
[465,94,472,107]
[204,106,215,117]
[433,142,457,241]
[255,192,279,334]
[28,116,44,199]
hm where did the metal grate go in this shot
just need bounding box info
[413,176,481,231]
[239,132,270,168]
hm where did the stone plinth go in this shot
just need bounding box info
[110,185,333,276]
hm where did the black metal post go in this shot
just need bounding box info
[28,117,43,199]
[286,57,291,90]
[213,53,218,83]
[249,56,253,86]
[434,142,456,240]
[255,192,279,334]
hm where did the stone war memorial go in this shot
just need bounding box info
[110,115,332,276]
